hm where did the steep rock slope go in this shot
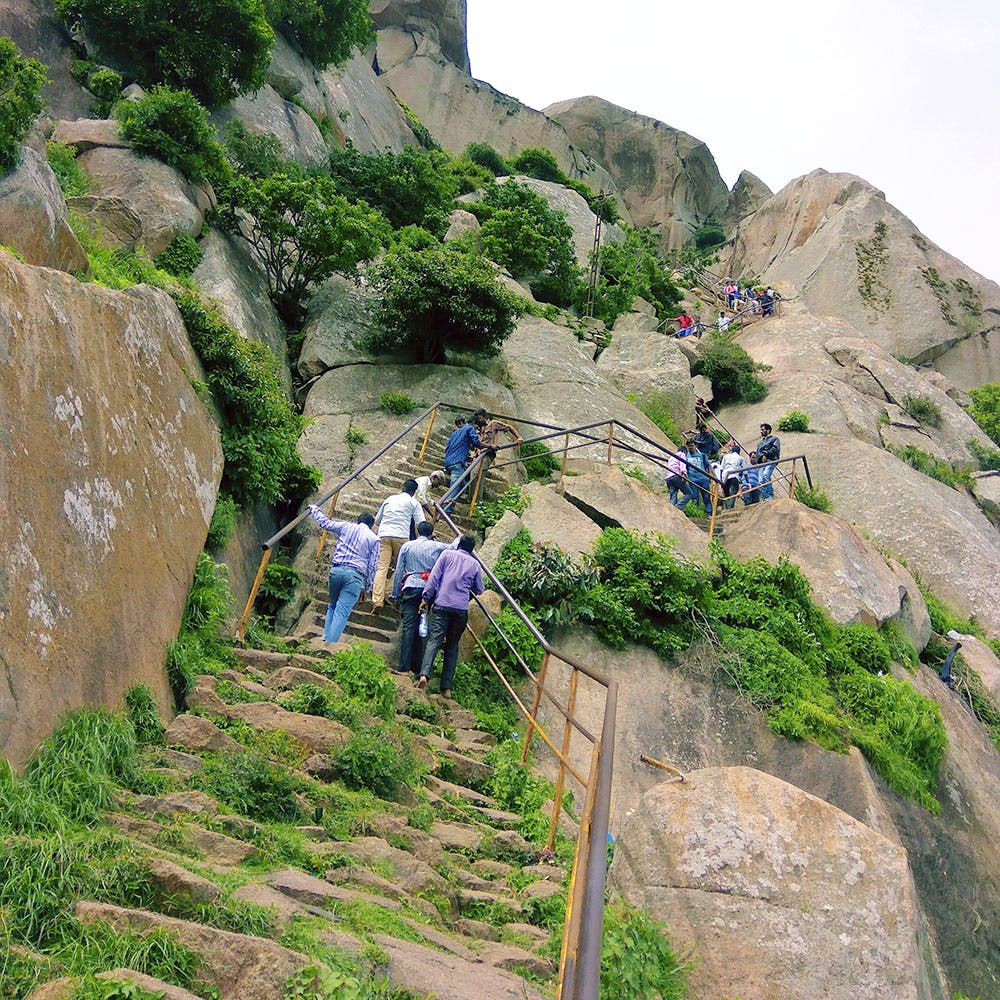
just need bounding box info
[0,253,222,766]
[543,96,730,250]
[723,169,1000,389]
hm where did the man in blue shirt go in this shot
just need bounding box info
[307,505,380,643]
[441,417,482,512]
[390,521,451,675]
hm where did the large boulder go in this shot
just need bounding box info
[192,230,289,384]
[720,498,929,641]
[723,169,1000,390]
[376,54,619,198]
[65,195,142,251]
[543,96,730,251]
[519,482,601,560]
[0,147,87,272]
[610,767,948,1000]
[723,168,773,229]
[76,146,207,257]
[0,256,222,766]
[557,462,711,563]
[371,0,471,73]
[211,85,328,172]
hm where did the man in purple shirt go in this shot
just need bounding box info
[307,504,380,643]
[417,535,484,697]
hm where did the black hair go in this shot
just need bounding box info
[454,417,465,427]
[457,534,476,553]
[416,521,434,537]
[402,478,418,495]
[357,513,375,527]
[760,423,772,433]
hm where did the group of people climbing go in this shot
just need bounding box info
[665,417,781,515]
[304,408,523,696]
[669,281,778,339]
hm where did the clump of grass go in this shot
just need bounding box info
[902,394,943,428]
[379,391,417,416]
[519,439,560,480]
[794,482,832,512]
[777,409,810,433]
[190,750,304,823]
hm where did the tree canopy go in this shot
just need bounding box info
[264,0,371,69]
[0,37,46,173]
[367,241,526,365]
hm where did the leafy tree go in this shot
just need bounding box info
[221,172,390,327]
[445,155,495,195]
[0,37,46,173]
[328,145,458,234]
[509,146,563,182]
[585,226,681,325]
[695,333,770,403]
[463,141,508,176]
[968,383,1000,445]
[54,0,274,106]
[222,118,286,180]
[472,179,579,305]
[366,241,526,364]
[264,0,371,68]
[115,86,228,185]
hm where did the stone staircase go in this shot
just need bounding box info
[293,429,513,657]
[74,641,568,1000]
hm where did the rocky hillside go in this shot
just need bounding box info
[3,0,1000,998]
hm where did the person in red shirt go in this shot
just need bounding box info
[672,312,694,337]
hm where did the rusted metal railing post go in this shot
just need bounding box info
[416,403,439,463]
[468,459,486,518]
[237,547,273,644]
[708,480,721,539]
[521,652,550,763]
[788,458,798,500]
[548,668,579,853]
[559,433,570,485]
[315,490,340,562]
[606,423,614,465]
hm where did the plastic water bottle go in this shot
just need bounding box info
[418,612,428,637]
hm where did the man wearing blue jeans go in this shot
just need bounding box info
[441,417,482,512]
[307,505,380,643]
[417,535,484,698]
[752,423,781,501]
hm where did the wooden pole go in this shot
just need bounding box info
[237,547,272,644]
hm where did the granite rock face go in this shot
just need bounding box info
[543,96,730,251]
[0,255,222,766]
[610,767,948,1000]
[723,169,1000,390]
[370,0,471,73]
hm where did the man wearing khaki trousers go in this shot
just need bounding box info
[371,479,425,610]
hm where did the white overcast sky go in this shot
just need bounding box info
[466,0,1000,284]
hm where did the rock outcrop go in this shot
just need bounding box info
[0,255,222,766]
[371,0,471,74]
[723,168,772,230]
[543,96,730,251]
[723,169,1000,390]
[610,768,948,1000]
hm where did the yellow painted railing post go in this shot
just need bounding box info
[315,490,340,562]
[521,652,550,763]
[237,547,272,644]
[548,668,579,853]
[469,459,486,518]
[417,403,439,463]
[708,480,721,539]
[788,459,798,500]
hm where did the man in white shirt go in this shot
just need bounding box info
[371,479,425,609]
[413,470,445,506]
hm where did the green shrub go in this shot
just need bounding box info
[86,67,123,117]
[165,553,235,707]
[967,383,1000,445]
[880,619,918,668]
[968,438,1000,471]
[55,0,273,106]
[153,232,203,277]
[471,179,579,305]
[328,145,457,235]
[366,240,525,365]
[777,409,811,433]
[329,727,419,801]
[902,394,943,428]
[220,171,389,328]
[690,222,726,252]
[794,482,832,512]
[222,118,286,180]
[124,685,165,745]
[258,561,301,621]
[193,750,302,821]
[463,141,508,176]
[484,739,551,815]
[0,37,47,173]
[444,155,495,195]
[379,391,416,416]
[635,391,682,444]
[888,444,972,490]
[475,484,529,531]
[918,584,982,639]
[46,139,90,196]
[320,642,396,718]
[519,439,560,480]
[68,216,168,288]
[838,623,891,675]
[600,900,689,1000]
[172,291,320,507]
[205,493,238,552]
[116,87,228,184]
[508,146,563,183]
[263,0,371,69]
[695,333,769,403]
[67,974,166,999]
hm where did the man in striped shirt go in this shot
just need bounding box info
[307,504,380,643]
